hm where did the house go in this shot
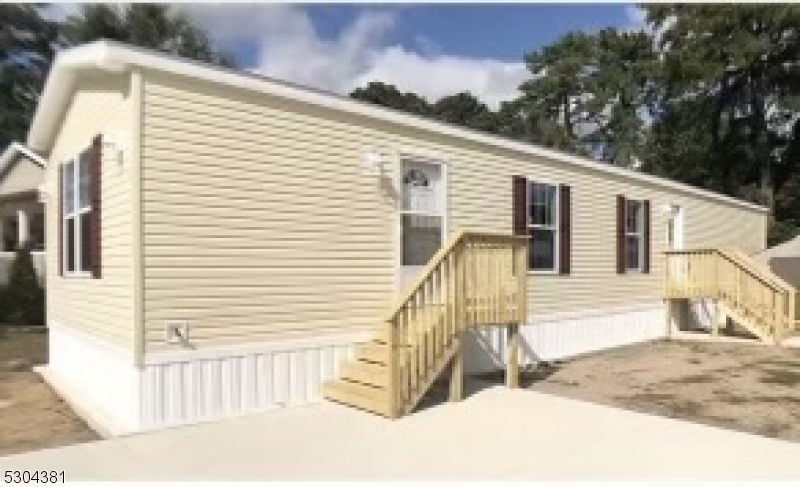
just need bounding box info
[755,236,800,288]
[0,143,47,284]
[23,40,789,435]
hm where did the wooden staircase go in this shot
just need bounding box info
[664,248,799,343]
[323,230,529,418]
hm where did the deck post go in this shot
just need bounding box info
[506,324,520,389]
[712,298,724,336]
[448,337,463,402]
[387,321,400,419]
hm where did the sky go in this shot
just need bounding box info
[49,4,648,109]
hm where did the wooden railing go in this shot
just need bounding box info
[385,230,528,417]
[664,248,798,341]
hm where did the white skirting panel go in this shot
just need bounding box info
[46,324,140,435]
[48,305,666,434]
[138,338,361,431]
[463,303,667,374]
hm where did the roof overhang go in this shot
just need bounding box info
[0,142,47,174]
[28,39,770,214]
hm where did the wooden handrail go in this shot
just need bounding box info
[384,230,528,322]
[385,230,528,416]
[664,248,798,340]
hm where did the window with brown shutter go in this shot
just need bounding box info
[514,176,569,273]
[60,135,101,278]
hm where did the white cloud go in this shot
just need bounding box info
[624,5,648,33]
[181,5,528,108]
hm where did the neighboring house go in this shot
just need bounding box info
[27,40,774,435]
[0,143,47,284]
[755,236,800,287]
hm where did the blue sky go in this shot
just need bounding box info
[300,5,632,63]
[177,4,645,107]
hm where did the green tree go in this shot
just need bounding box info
[519,32,598,155]
[645,4,800,242]
[2,246,45,326]
[432,92,498,133]
[0,5,59,149]
[519,29,657,165]
[62,4,237,67]
[351,81,432,117]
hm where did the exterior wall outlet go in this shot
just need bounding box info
[165,322,189,344]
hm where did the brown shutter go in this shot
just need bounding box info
[58,165,64,277]
[559,185,571,275]
[512,176,528,236]
[90,135,102,278]
[616,195,626,274]
[642,199,651,274]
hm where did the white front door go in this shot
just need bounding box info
[397,160,445,290]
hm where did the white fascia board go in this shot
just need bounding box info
[30,40,769,214]
[0,142,47,179]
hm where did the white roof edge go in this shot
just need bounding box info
[0,142,47,178]
[30,40,769,215]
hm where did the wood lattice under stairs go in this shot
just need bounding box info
[322,230,529,418]
[664,248,799,344]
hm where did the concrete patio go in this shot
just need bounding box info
[2,386,800,480]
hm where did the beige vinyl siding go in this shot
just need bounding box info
[140,70,766,351]
[46,74,136,349]
[0,158,43,197]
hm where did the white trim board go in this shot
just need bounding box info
[29,40,767,215]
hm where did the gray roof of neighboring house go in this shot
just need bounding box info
[755,236,800,261]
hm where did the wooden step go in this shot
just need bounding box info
[718,299,775,343]
[340,361,389,388]
[322,379,394,417]
[354,342,390,365]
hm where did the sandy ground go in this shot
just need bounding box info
[500,339,800,442]
[0,330,98,456]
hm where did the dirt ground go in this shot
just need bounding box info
[469,339,800,442]
[0,330,98,457]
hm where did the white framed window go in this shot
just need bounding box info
[625,199,644,271]
[528,181,559,272]
[62,150,93,276]
[400,161,443,267]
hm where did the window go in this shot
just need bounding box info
[625,199,644,271]
[62,150,93,275]
[528,182,558,271]
[401,161,443,266]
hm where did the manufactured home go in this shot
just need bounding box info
[17,40,797,435]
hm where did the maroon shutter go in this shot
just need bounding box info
[512,176,528,236]
[616,195,626,274]
[559,185,571,275]
[58,165,64,277]
[90,135,102,278]
[642,199,651,274]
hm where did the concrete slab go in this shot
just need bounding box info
[2,387,800,480]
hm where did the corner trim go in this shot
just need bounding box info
[130,69,144,367]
